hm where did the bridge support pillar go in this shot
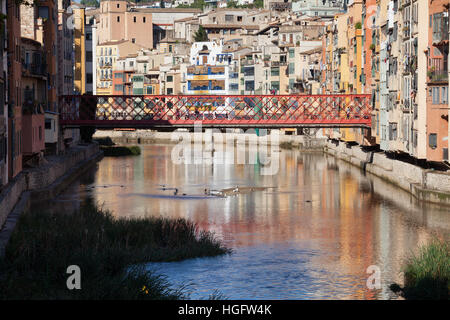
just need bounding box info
[80,126,96,143]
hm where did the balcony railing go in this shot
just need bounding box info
[428,70,449,83]
[22,62,47,77]
[241,59,255,66]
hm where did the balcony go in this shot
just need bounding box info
[241,59,255,66]
[22,62,47,77]
[428,70,449,83]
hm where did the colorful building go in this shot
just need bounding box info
[426,0,449,162]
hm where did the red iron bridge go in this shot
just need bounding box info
[60,94,372,129]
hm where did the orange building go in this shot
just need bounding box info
[426,0,449,162]
[7,1,22,179]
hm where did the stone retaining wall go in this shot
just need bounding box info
[0,144,101,230]
[93,129,327,150]
[325,140,450,205]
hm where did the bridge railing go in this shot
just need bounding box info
[59,94,372,127]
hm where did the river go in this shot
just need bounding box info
[38,143,450,300]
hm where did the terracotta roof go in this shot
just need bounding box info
[132,8,201,13]
[202,24,259,30]
[301,47,323,55]
[174,16,198,23]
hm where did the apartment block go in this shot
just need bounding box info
[21,37,46,161]
[0,0,7,187]
[74,5,97,95]
[426,0,449,162]
[96,40,144,95]
[8,0,22,178]
[57,0,73,96]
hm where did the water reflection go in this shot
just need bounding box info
[40,144,449,299]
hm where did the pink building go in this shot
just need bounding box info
[98,0,153,48]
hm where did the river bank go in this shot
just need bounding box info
[0,143,103,256]
[324,140,450,206]
[0,201,230,299]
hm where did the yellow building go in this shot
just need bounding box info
[73,6,86,94]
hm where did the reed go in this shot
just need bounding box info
[0,201,230,299]
[390,239,449,300]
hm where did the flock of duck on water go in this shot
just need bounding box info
[159,185,241,197]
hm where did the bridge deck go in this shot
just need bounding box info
[59,94,372,129]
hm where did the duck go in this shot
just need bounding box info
[209,189,223,197]
[174,188,178,196]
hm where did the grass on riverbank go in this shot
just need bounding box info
[0,201,230,299]
[390,239,449,300]
[100,145,141,157]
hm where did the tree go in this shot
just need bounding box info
[80,0,100,8]
[254,0,264,8]
[194,25,208,42]
[177,0,205,9]
[227,0,238,8]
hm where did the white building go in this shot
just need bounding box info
[186,41,235,95]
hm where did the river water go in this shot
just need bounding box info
[39,144,450,300]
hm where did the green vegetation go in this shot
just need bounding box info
[93,136,115,146]
[390,239,449,300]
[0,201,230,299]
[194,25,208,42]
[177,0,206,9]
[279,141,296,150]
[80,0,100,8]
[101,145,142,156]
[355,21,362,29]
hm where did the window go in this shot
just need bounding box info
[289,48,294,58]
[38,6,49,19]
[134,16,136,23]
[143,17,146,23]
[441,87,448,104]
[86,32,92,40]
[86,73,93,84]
[167,88,173,94]
[432,87,440,104]
[117,16,120,22]
[114,84,124,92]
[429,133,437,149]
[45,119,52,130]
[167,75,173,82]
[86,51,92,62]
[117,4,120,8]
[271,67,280,77]
[237,16,242,22]
[245,81,254,91]
[389,123,397,141]
[132,38,135,43]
